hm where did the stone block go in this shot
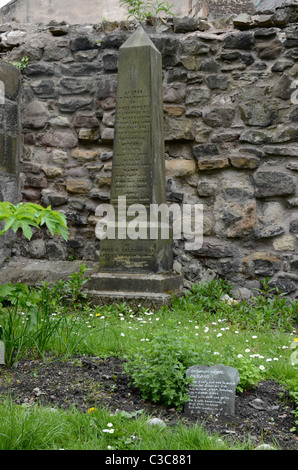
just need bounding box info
[23,101,49,129]
[78,128,100,142]
[69,36,98,52]
[205,74,229,90]
[72,111,99,128]
[181,38,210,55]
[52,149,68,164]
[100,128,114,142]
[256,38,282,60]
[102,51,119,72]
[165,159,196,178]
[180,55,201,71]
[57,96,93,113]
[192,238,234,258]
[197,179,218,197]
[95,175,111,187]
[224,32,255,50]
[41,130,78,149]
[273,235,295,252]
[31,79,56,98]
[88,272,183,294]
[229,155,260,169]
[24,174,48,189]
[253,257,280,276]
[239,101,279,127]
[164,116,194,141]
[41,165,64,178]
[59,77,95,95]
[71,148,100,161]
[66,179,89,194]
[49,116,70,128]
[199,58,221,74]
[290,219,298,233]
[164,105,185,117]
[275,74,294,100]
[253,171,296,197]
[173,17,198,33]
[192,143,219,159]
[41,189,68,206]
[24,63,54,77]
[185,86,210,105]
[202,106,235,128]
[240,126,298,145]
[60,62,101,77]
[214,196,256,238]
[163,83,186,103]
[151,36,180,67]
[100,31,129,49]
[268,278,297,294]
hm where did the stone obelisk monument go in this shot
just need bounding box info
[87,27,183,309]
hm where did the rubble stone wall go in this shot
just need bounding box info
[0,4,297,295]
[0,60,21,267]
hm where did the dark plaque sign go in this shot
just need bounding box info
[184,365,240,418]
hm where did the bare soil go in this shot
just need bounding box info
[0,355,297,450]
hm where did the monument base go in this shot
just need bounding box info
[86,272,184,310]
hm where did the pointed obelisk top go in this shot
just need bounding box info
[120,26,159,52]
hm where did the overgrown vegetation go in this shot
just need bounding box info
[12,56,29,71]
[0,202,68,241]
[0,265,90,366]
[0,272,297,449]
[0,397,250,450]
[119,0,174,20]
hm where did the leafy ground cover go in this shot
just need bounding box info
[0,269,297,450]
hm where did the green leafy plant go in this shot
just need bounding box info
[123,333,200,410]
[290,338,298,367]
[0,282,57,365]
[12,56,29,70]
[0,264,91,366]
[119,0,174,21]
[48,264,90,309]
[227,356,262,393]
[290,389,298,432]
[0,202,68,241]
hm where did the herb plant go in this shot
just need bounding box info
[119,0,174,21]
[0,202,68,241]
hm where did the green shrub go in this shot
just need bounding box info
[0,265,90,366]
[123,333,200,410]
[119,0,174,20]
[0,202,68,241]
[227,356,262,393]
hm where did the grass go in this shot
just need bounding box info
[0,399,252,451]
[0,271,297,450]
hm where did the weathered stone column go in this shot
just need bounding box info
[0,60,21,267]
[87,27,183,309]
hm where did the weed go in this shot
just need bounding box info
[12,56,29,71]
[119,0,174,21]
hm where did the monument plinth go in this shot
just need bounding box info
[87,27,183,309]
